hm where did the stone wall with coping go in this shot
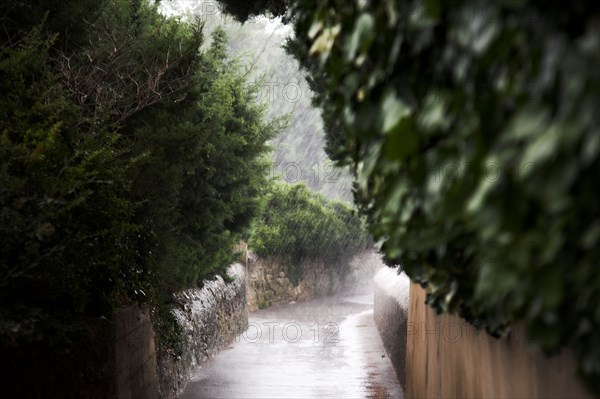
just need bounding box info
[114,264,247,399]
[373,267,410,390]
[157,263,248,398]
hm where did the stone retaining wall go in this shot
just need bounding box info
[157,264,248,398]
[247,251,382,311]
[113,264,247,399]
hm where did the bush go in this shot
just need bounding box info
[0,2,282,350]
[250,182,370,284]
[124,25,284,293]
[0,28,138,346]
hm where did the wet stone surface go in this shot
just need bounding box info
[179,294,404,399]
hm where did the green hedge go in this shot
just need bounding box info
[0,27,138,346]
[278,0,600,394]
[250,182,370,284]
[215,0,600,394]
[0,1,281,349]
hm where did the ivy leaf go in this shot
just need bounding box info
[309,24,341,60]
[381,89,412,134]
[347,13,375,62]
[384,117,418,160]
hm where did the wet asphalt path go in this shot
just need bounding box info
[179,294,404,399]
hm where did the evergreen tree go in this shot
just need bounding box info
[0,27,136,346]
[1,0,283,352]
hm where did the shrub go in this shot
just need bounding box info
[0,3,282,350]
[0,28,138,346]
[250,182,370,284]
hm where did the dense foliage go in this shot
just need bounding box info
[0,27,136,346]
[219,0,600,393]
[124,25,282,293]
[250,182,370,284]
[217,0,287,22]
[0,0,281,348]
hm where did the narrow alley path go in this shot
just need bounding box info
[179,294,403,399]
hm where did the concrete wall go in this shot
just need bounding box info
[373,267,410,390]
[115,306,160,399]
[4,318,116,399]
[406,282,592,399]
[158,264,248,398]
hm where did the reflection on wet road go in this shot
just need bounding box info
[179,294,404,399]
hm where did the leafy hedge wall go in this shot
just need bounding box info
[217,0,600,394]
[250,182,370,284]
[285,0,600,393]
